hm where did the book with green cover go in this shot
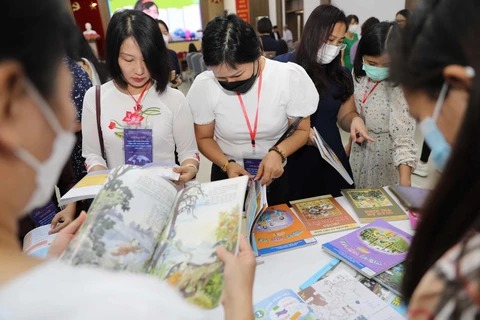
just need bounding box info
[341,188,408,223]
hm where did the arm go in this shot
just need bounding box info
[389,87,418,186]
[195,123,250,178]
[341,49,346,67]
[337,95,374,143]
[81,87,108,172]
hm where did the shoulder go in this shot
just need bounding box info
[168,49,178,59]
[187,71,216,97]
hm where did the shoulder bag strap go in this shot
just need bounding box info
[95,85,106,162]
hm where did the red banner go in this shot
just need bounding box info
[236,0,250,23]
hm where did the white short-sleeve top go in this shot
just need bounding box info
[187,58,319,166]
[82,81,199,170]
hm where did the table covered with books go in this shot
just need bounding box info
[249,187,414,320]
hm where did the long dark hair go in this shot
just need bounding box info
[361,17,380,35]
[296,5,353,102]
[66,26,109,84]
[354,22,397,81]
[106,10,170,93]
[202,14,262,68]
[389,0,480,302]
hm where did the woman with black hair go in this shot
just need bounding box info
[342,14,359,71]
[157,19,183,89]
[82,10,199,183]
[395,9,410,29]
[134,0,159,20]
[276,5,372,200]
[388,0,479,317]
[349,17,380,66]
[257,17,280,55]
[188,14,318,205]
[351,22,417,188]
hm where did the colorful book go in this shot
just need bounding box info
[253,289,316,320]
[298,270,403,319]
[252,204,317,256]
[60,165,249,309]
[23,225,57,258]
[290,195,359,236]
[322,219,412,278]
[388,185,430,211]
[374,263,405,297]
[341,188,408,223]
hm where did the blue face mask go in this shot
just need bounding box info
[419,83,451,172]
[362,62,389,82]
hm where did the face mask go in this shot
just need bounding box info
[163,35,169,45]
[317,43,342,65]
[348,24,358,33]
[362,61,389,82]
[14,81,76,214]
[218,61,259,94]
[419,67,475,172]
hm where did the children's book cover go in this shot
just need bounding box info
[298,270,403,319]
[342,188,408,223]
[253,204,317,256]
[374,263,405,297]
[254,289,316,320]
[290,195,359,235]
[322,219,412,278]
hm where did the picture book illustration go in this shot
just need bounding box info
[23,225,57,258]
[299,270,403,320]
[253,204,317,256]
[322,219,412,278]
[306,261,407,316]
[374,263,405,297]
[342,189,407,223]
[60,165,249,309]
[254,289,316,320]
[291,196,359,235]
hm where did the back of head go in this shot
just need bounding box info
[106,10,170,93]
[296,5,352,101]
[361,17,380,35]
[1,0,70,98]
[389,0,480,302]
[278,40,289,55]
[353,21,397,80]
[202,14,262,68]
[257,17,273,34]
[134,0,156,11]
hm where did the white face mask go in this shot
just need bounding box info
[317,43,342,65]
[163,35,169,45]
[348,24,358,33]
[15,81,76,214]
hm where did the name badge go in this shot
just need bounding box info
[243,151,265,177]
[30,201,58,227]
[124,128,153,166]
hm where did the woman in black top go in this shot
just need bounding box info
[257,17,280,55]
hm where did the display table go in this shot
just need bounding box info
[207,188,413,319]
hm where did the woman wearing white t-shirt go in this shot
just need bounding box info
[0,2,256,319]
[82,10,199,183]
[188,15,318,205]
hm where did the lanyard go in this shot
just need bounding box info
[237,70,263,151]
[361,78,381,111]
[127,83,150,111]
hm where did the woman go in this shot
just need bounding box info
[134,0,159,20]
[350,22,417,188]
[276,5,372,200]
[0,1,255,318]
[188,14,318,205]
[257,17,280,55]
[349,17,380,65]
[82,10,199,183]
[395,9,410,29]
[389,0,480,317]
[342,14,359,71]
[157,19,183,89]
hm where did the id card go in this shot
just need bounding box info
[243,151,265,177]
[30,201,58,227]
[124,128,153,166]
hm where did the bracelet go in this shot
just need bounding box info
[268,146,287,163]
[185,164,199,174]
[221,159,236,173]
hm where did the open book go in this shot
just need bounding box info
[313,128,354,185]
[58,163,180,207]
[60,165,249,309]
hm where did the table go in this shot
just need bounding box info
[208,187,413,319]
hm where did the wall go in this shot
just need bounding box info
[269,0,277,25]
[331,0,405,25]
[200,0,224,29]
[224,0,236,14]
[303,0,320,25]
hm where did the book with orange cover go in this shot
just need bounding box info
[290,195,359,236]
[252,204,317,256]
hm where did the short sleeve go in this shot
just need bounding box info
[285,62,319,118]
[388,86,418,168]
[187,74,215,125]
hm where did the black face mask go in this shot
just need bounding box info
[218,61,259,94]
